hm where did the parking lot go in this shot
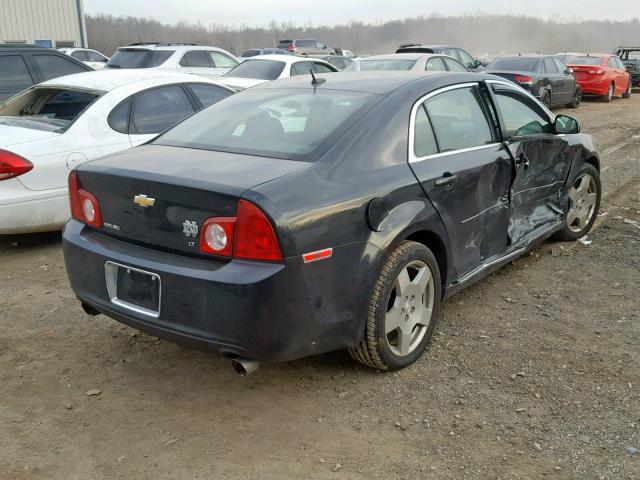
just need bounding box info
[1,93,639,479]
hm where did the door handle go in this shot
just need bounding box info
[434,173,457,188]
[515,153,530,170]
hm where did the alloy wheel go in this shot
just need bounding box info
[383,260,435,357]
[607,84,614,101]
[574,88,582,106]
[567,173,598,233]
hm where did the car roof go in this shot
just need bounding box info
[39,69,221,91]
[497,54,547,59]
[253,71,487,95]
[117,45,230,53]
[361,53,440,61]
[241,54,332,65]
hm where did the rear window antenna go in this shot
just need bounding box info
[310,69,326,87]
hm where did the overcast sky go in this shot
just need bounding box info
[84,0,637,26]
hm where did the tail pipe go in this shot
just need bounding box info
[230,357,260,376]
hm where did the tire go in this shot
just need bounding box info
[554,163,601,241]
[622,81,632,99]
[567,86,582,108]
[603,83,614,102]
[540,89,552,108]
[348,241,442,370]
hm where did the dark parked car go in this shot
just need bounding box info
[320,55,354,71]
[614,46,640,86]
[484,54,582,108]
[396,44,483,71]
[0,45,91,101]
[63,72,601,373]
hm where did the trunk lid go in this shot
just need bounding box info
[76,145,309,257]
[567,64,604,80]
[0,121,61,147]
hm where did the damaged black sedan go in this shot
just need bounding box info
[63,72,601,372]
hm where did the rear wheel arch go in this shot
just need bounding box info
[403,230,448,296]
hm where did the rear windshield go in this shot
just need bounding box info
[351,59,416,71]
[154,89,380,161]
[106,49,174,69]
[566,56,602,65]
[487,57,539,71]
[0,87,99,132]
[225,60,286,80]
[241,49,260,57]
[277,40,292,47]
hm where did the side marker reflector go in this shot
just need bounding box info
[303,248,333,264]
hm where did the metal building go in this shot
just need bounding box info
[0,0,87,48]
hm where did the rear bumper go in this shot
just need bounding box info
[62,220,379,362]
[575,78,611,96]
[0,182,69,234]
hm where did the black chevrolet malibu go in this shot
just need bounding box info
[63,72,601,371]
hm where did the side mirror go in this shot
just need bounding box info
[565,68,573,75]
[474,58,482,68]
[555,114,580,134]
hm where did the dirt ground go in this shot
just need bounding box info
[1,93,639,480]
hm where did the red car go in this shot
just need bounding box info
[566,54,632,102]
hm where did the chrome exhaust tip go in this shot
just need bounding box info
[230,357,260,376]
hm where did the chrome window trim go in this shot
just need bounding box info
[485,79,555,120]
[408,82,501,164]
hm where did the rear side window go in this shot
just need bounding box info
[180,50,211,67]
[425,87,493,152]
[455,49,475,68]
[208,52,238,68]
[71,51,87,61]
[312,62,335,73]
[108,98,131,134]
[296,40,316,48]
[107,49,174,69]
[32,55,87,80]
[155,90,379,161]
[543,58,559,73]
[87,51,107,62]
[0,55,33,91]
[131,85,195,135]
[414,105,438,157]
[444,57,467,72]
[493,90,552,137]
[291,61,315,76]
[425,57,446,71]
[188,84,233,107]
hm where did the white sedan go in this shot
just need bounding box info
[0,70,234,234]
[59,48,110,70]
[219,54,339,91]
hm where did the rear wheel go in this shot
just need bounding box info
[603,83,614,102]
[622,80,632,99]
[348,241,441,370]
[567,86,582,108]
[554,163,601,241]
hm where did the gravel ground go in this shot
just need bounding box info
[1,93,639,480]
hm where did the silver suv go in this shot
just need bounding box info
[277,39,335,57]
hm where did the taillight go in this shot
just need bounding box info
[200,217,235,257]
[199,199,282,262]
[68,171,103,228]
[287,44,296,52]
[0,149,33,181]
[589,69,605,75]
[514,75,533,85]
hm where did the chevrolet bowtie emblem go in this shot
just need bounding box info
[133,194,155,208]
